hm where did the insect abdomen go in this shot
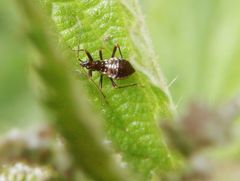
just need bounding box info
[116,59,135,79]
[102,58,135,79]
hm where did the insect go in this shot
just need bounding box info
[77,44,137,90]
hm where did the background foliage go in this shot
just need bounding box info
[142,0,240,109]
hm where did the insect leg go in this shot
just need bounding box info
[99,49,103,60]
[84,50,94,62]
[88,70,92,78]
[111,44,123,58]
[71,46,93,62]
[111,44,122,58]
[75,67,107,101]
[77,49,94,62]
[116,44,123,58]
[116,83,138,89]
[117,83,138,89]
[110,78,118,88]
[99,74,103,89]
[110,78,137,89]
[111,46,117,58]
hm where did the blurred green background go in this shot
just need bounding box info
[141,0,240,111]
[0,1,46,133]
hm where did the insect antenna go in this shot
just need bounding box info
[71,46,107,104]
[77,66,108,104]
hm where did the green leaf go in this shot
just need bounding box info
[40,0,175,178]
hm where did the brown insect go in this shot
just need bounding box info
[78,44,137,91]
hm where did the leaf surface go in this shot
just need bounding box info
[41,0,175,178]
